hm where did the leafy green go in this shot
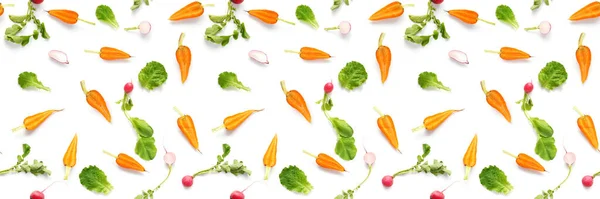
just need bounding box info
[116,92,133,111]
[138,61,168,90]
[531,0,550,10]
[538,61,567,90]
[96,5,119,29]
[318,92,357,161]
[135,137,157,161]
[391,144,451,177]
[79,165,113,195]
[404,1,449,46]
[338,61,368,90]
[335,137,357,161]
[0,144,51,176]
[18,71,50,91]
[279,165,313,194]
[530,117,553,138]
[330,117,353,138]
[418,71,451,91]
[130,117,154,138]
[479,165,513,195]
[131,0,149,10]
[205,1,250,46]
[296,5,319,29]
[535,137,557,161]
[496,5,519,29]
[218,71,251,91]
[331,0,350,11]
[191,144,252,177]
[5,1,50,46]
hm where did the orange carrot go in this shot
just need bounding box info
[462,134,478,180]
[103,150,146,172]
[503,150,546,172]
[0,3,14,16]
[284,47,331,60]
[176,33,192,83]
[369,1,414,21]
[376,33,392,83]
[574,106,599,151]
[480,80,511,123]
[303,150,345,172]
[80,80,111,123]
[373,106,400,152]
[280,80,311,123]
[447,9,495,25]
[174,106,200,152]
[62,133,78,180]
[569,1,600,21]
[485,47,531,60]
[576,32,592,83]
[247,9,295,25]
[412,109,464,132]
[84,47,131,60]
[263,134,278,180]
[212,109,264,132]
[169,1,214,21]
[47,9,95,25]
[12,109,63,132]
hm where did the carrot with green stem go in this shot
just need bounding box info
[462,134,477,180]
[569,1,600,21]
[281,80,311,123]
[212,109,264,133]
[169,1,214,21]
[574,106,599,151]
[84,47,131,60]
[447,9,495,25]
[174,106,200,153]
[0,3,14,16]
[62,133,78,180]
[576,32,592,83]
[484,47,531,60]
[284,47,331,60]
[176,33,192,83]
[373,106,400,152]
[263,134,278,180]
[102,150,146,172]
[502,150,546,172]
[480,80,511,123]
[12,109,63,132]
[303,150,345,172]
[369,1,414,21]
[47,9,96,25]
[412,109,464,132]
[376,33,391,83]
[80,80,111,123]
[247,9,295,25]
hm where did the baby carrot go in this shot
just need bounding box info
[84,47,131,60]
[169,1,214,21]
[369,1,414,21]
[376,33,392,83]
[12,109,63,132]
[174,106,200,152]
[574,106,599,151]
[412,109,464,132]
[503,150,546,172]
[447,9,495,25]
[247,9,295,25]
[176,33,192,83]
[47,9,95,25]
[280,80,311,123]
[212,109,264,133]
[62,133,78,180]
[284,47,331,60]
[373,106,400,152]
[263,134,278,180]
[576,32,592,83]
[480,80,511,123]
[103,150,146,172]
[80,80,111,123]
[0,3,15,16]
[303,150,345,172]
[463,134,478,180]
[569,1,600,21]
[484,47,531,60]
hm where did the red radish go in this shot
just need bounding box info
[324,82,334,93]
[230,181,259,199]
[583,175,594,187]
[30,181,62,199]
[524,81,533,93]
[231,0,243,4]
[448,50,469,64]
[431,0,443,4]
[48,50,69,64]
[31,0,43,4]
[430,181,458,199]
[182,175,194,187]
[248,50,269,64]
[124,82,134,93]
[382,175,394,187]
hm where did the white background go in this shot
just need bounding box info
[1,0,600,198]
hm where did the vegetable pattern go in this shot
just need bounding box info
[5,0,600,198]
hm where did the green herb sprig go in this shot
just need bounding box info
[331,0,350,11]
[535,152,574,199]
[205,1,249,46]
[131,0,150,11]
[316,89,357,161]
[5,1,50,46]
[516,89,557,161]
[0,144,51,177]
[404,1,449,46]
[218,71,251,91]
[389,144,451,177]
[191,144,252,177]
[531,0,550,10]
[418,71,451,91]
[18,71,51,92]
[118,91,157,161]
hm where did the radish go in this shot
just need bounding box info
[431,0,443,4]
[182,175,194,187]
[324,82,334,93]
[31,0,43,4]
[430,181,458,199]
[524,81,533,93]
[382,175,394,187]
[248,50,269,64]
[524,21,551,35]
[124,82,134,93]
[30,181,62,199]
[448,50,469,64]
[48,50,69,64]
[583,175,595,187]
[230,181,259,199]
[324,21,351,35]
[124,21,152,35]
[231,0,243,4]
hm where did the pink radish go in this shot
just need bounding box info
[163,146,176,166]
[524,81,533,93]
[124,82,134,93]
[230,181,259,199]
[48,50,69,64]
[182,175,194,187]
[524,21,551,35]
[248,50,269,64]
[430,181,458,199]
[448,50,468,64]
[30,181,62,199]
[324,21,351,35]
[124,21,152,35]
[324,82,334,93]
[583,175,595,187]
[382,175,394,187]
